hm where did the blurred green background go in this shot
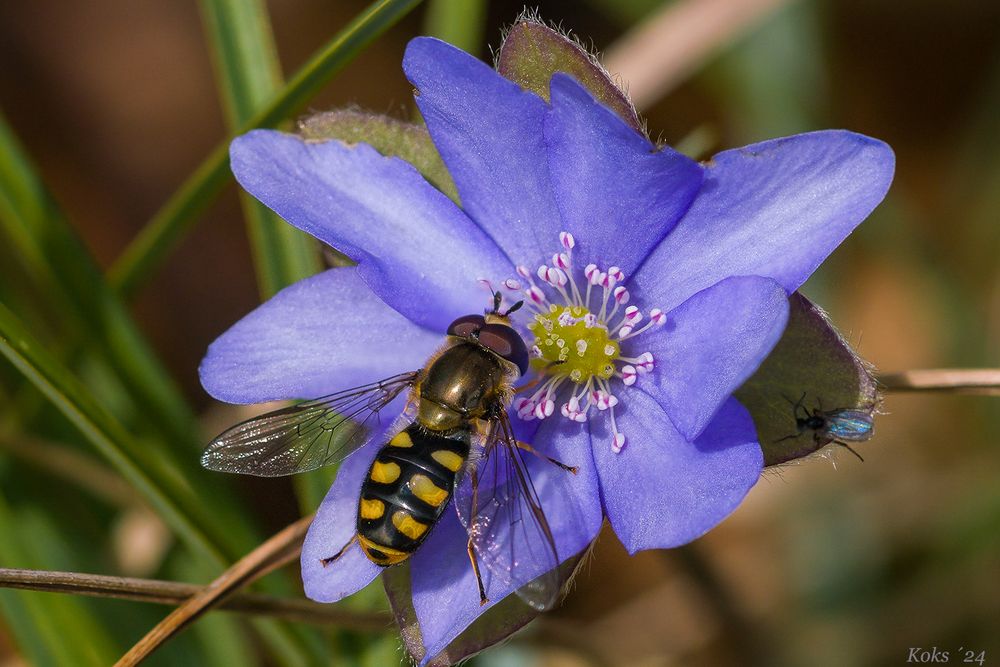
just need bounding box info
[0,0,997,665]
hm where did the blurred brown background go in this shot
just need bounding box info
[1,0,998,665]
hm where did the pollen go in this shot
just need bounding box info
[529,305,619,383]
[506,231,668,455]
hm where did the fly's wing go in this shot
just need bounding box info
[823,409,875,442]
[201,371,418,477]
[454,412,563,611]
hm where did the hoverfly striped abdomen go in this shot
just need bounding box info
[356,423,470,566]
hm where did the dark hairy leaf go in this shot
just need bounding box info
[299,110,458,202]
[735,293,879,466]
[497,16,643,134]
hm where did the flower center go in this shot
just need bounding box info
[528,305,619,382]
[494,232,666,454]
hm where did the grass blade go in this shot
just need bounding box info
[200,0,320,299]
[424,0,487,54]
[109,0,424,298]
[0,114,199,448]
[0,301,230,567]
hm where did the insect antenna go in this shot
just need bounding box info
[503,300,524,316]
[490,290,503,314]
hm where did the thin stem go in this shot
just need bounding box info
[0,568,389,630]
[116,514,314,666]
[877,368,1000,395]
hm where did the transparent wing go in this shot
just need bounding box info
[201,371,418,477]
[454,412,563,611]
[823,409,875,442]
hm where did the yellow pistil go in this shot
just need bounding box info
[529,305,619,383]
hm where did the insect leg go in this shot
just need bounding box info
[467,538,488,606]
[319,534,358,567]
[515,440,578,474]
[465,467,489,606]
[835,440,865,462]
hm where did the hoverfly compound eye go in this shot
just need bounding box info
[479,324,529,376]
[447,314,486,339]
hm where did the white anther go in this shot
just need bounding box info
[618,325,633,339]
[584,263,598,280]
[568,395,581,412]
[649,308,666,326]
[559,231,575,250]
[537,265,549,281]
[591,390,611,411]
[542,267,567,287]
[622,365,638,386]
[636,352,655,373]
[534,399,554,419]
[516,398,536,420]
[516,265,532,279]
[552,252,570,270]
[611,433,626,454]
[590,270,606,287]
[623,305,642,324]
[608,266,625,283]
[503,278,521,291]
[614,286,630,304]
[527,286,546,305]
[573,411,587,422]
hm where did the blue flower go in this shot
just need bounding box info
[199,37,893,662]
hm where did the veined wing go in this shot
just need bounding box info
[201,371,418,477]
[823,409,874,442]
[454,412,563,611]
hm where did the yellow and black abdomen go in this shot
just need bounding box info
[356,423,470,566]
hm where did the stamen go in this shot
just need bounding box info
[504,233,666,452]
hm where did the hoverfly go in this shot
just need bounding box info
[201,292,576,610]
[776,392,874,461]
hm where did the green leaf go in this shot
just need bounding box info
[200,0,320,299]
[0,115,198,448]
[0,301,233,567]
[299,110,457,201]
[497,16,643,133]
[735,293,879,466]
[383,551,590,665]
[109,0,425,298]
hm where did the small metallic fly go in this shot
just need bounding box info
[201,291,576,611]
[776,392,875,461]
